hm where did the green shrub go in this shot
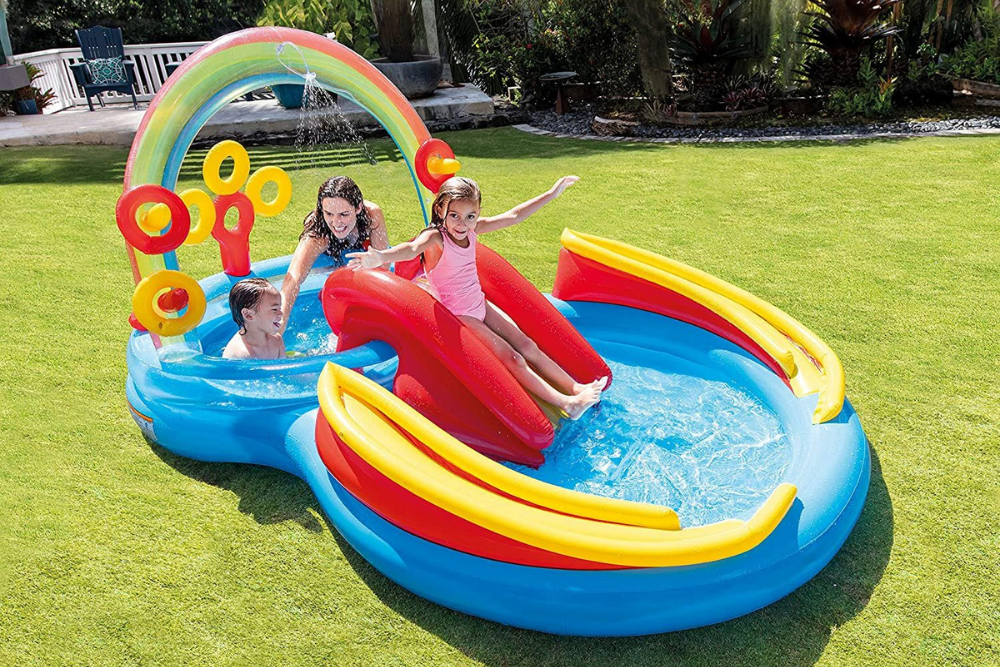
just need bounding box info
[442,0,640,100]
[6,0,267,54]
[827,57,896,117]
[544,0,642,97]
[257,0,378,59]
[939,40,1000,84]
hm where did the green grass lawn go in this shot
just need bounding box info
[1,129,998,667]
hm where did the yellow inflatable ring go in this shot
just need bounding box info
[202,140,251,195]
[132,270,207,337]
[245,166,292,217]
[179,189,216,245]
[142,189,216,244]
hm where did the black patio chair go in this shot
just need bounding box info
[70,26,139,111]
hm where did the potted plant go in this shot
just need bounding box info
[14,87,37,114]
[369,0,442,98]
[10,63,54,114]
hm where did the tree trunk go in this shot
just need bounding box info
[623,0,673,101]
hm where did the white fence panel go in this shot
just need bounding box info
[12,41,207,113]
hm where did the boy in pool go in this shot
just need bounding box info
[223,278,286,360]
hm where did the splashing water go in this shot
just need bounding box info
[297,77,378,168]
[275,40,377,169]
[507,361,793,527]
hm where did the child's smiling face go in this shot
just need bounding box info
[244,288,283,335]
[322,196,363,240]
[441,198,481,242]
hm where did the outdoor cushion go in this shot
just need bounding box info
[87,56,126,85]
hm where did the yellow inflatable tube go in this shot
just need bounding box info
[363,369,677,530]
[559,231,799,380]
[319,364,797,567]
[561,230,845,424]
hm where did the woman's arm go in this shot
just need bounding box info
[476,175,579,234]
[280,235,327,333]
[364,201,393,270]
[364,201,390,251]
[347,228,440,270]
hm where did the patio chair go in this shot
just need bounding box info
[70,26,138,111]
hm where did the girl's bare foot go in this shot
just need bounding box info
[564,377,606,420]
[572,376,609,394]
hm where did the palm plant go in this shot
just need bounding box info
[671,0,753,108]
[803,0,901,87]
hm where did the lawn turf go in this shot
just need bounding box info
[0,129,998,666]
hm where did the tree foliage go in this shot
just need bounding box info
[6,0,266,53]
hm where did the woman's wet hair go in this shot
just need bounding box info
[302,176,371,260]
[229,278,274,334]
[430,177,482,230]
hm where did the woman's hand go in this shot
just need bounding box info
[551,175,580,198]
[346,247,385,271]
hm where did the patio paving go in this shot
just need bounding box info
[0,84,495,147]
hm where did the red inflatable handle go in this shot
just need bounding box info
[414,138,457,193]
[116,184,191,255]
[211,192,255,277]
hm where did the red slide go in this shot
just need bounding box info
[321,244,610,467]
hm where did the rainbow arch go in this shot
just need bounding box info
[122,27,447,346]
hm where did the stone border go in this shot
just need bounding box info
[512,122,1000,144]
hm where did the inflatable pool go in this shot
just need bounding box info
[120,27,869,636]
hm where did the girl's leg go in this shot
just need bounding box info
[482,303,584,394]
[460,314,601,419]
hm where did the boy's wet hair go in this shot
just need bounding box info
[430,177,481,230]
[229,278,275,334]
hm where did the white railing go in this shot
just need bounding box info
[11,41,208,112]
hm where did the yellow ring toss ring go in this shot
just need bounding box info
[132,270,207,337]
[245,166,292,217]
[179,189,216,245]
[202,140,251,195]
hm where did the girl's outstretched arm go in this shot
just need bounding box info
[346,228,441,270]
[476,175,579,234]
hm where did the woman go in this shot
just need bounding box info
[279,176,389,332]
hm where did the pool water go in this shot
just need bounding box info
[207,286,791,528]
[206,287,339,357]
[508,360,792,527]
[287,308,339,356]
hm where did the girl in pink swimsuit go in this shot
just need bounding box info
[347,176,607,420]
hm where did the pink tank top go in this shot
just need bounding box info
[427,229,487,321]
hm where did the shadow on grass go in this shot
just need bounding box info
[151,420,892,667]
[0,128,931,186]
[148,441,327,534]
[447,126,923,161]
[0,143,403,186]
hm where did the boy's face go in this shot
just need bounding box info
[243,289,283,335]
[322,196,362,240]
[441,199,480,242]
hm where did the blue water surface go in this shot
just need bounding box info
[205,282,791,528]
[508,360,792,527]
